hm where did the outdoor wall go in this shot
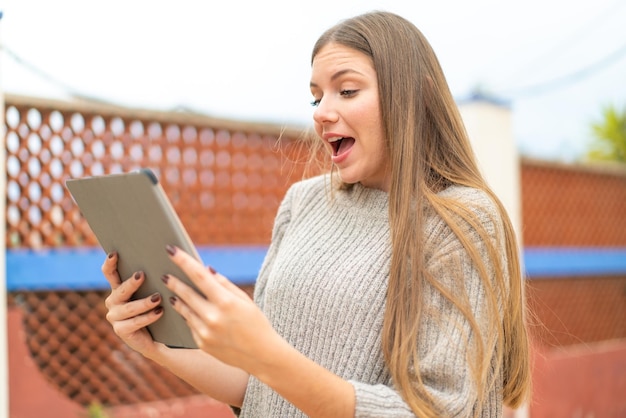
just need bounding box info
[526,274,626,415]
[4,94,626,417]
[521,159,626,246]
[530,339,626,418]
[458,96,522,237]
[7,301,236,418]
[4,94,310,417]
[4,95,311,250]
[0,61,9,418]
[527,275,626,346]
[521,160,626,417]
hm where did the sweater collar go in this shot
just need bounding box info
[335,181,389,217]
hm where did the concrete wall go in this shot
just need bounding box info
[531,339,626,417]
[458,96,522,238]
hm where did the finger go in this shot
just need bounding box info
[111,306,164,337]
[101,252,122,289]
[207,266,252,301]
[168,294,213,348]
[161,273,212,316]
[166,245,225,301]
[106,290,162,321]
[161,272,243,346]
[167,245,248,302]
[104,270,145,307]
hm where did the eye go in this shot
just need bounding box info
[310,98,321,107]
[340,89,358,97]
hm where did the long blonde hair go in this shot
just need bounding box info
[311,11,531,416]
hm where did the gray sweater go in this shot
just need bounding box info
[240,175,504,417]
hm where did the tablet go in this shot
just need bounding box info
[66,169,200,349]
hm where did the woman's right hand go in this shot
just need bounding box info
[102,252,164,357]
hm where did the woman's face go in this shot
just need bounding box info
[310,42,390,192]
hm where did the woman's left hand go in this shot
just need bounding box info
[161,245,281,374]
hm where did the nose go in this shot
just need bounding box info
[313,97,339,125]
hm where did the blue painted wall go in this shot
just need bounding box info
[6,246,626,291]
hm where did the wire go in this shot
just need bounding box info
[484,0,626,100]
[0,43,214,114]
[501,0,626,85]
[499,41,626,99]
[0,43,119,105]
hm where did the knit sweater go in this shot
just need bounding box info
[240,175,505,417]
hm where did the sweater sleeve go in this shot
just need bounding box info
[350,194,504,418]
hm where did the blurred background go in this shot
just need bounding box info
[2,0,626,161]
[2,1,625,417]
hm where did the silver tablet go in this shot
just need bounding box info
[66,169,200,349]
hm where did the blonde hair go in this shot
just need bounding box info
[311,11,531,416]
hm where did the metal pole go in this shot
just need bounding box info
[0,9,9,418]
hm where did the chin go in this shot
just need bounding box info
[335,171,356,185]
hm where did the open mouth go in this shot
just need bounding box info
[330,137,355,156]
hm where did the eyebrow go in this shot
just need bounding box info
[310,68,365,88]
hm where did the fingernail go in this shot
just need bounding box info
[161,274,169,284]
[165,245,176,256]
[169,296,177,305]
[150,293,161,303]
[208,265,217,275]
[134,271,142,280]
[154,306,163,315]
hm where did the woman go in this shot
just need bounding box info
[103,11,531,417]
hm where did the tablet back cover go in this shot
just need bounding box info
[66,169,199,348]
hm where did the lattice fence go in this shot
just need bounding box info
[5,94,313,249]
[520,159,626,348]
[14,290,202,405]
[5,94,626,408]
[521,159,626,247]
[5,94,314,407]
